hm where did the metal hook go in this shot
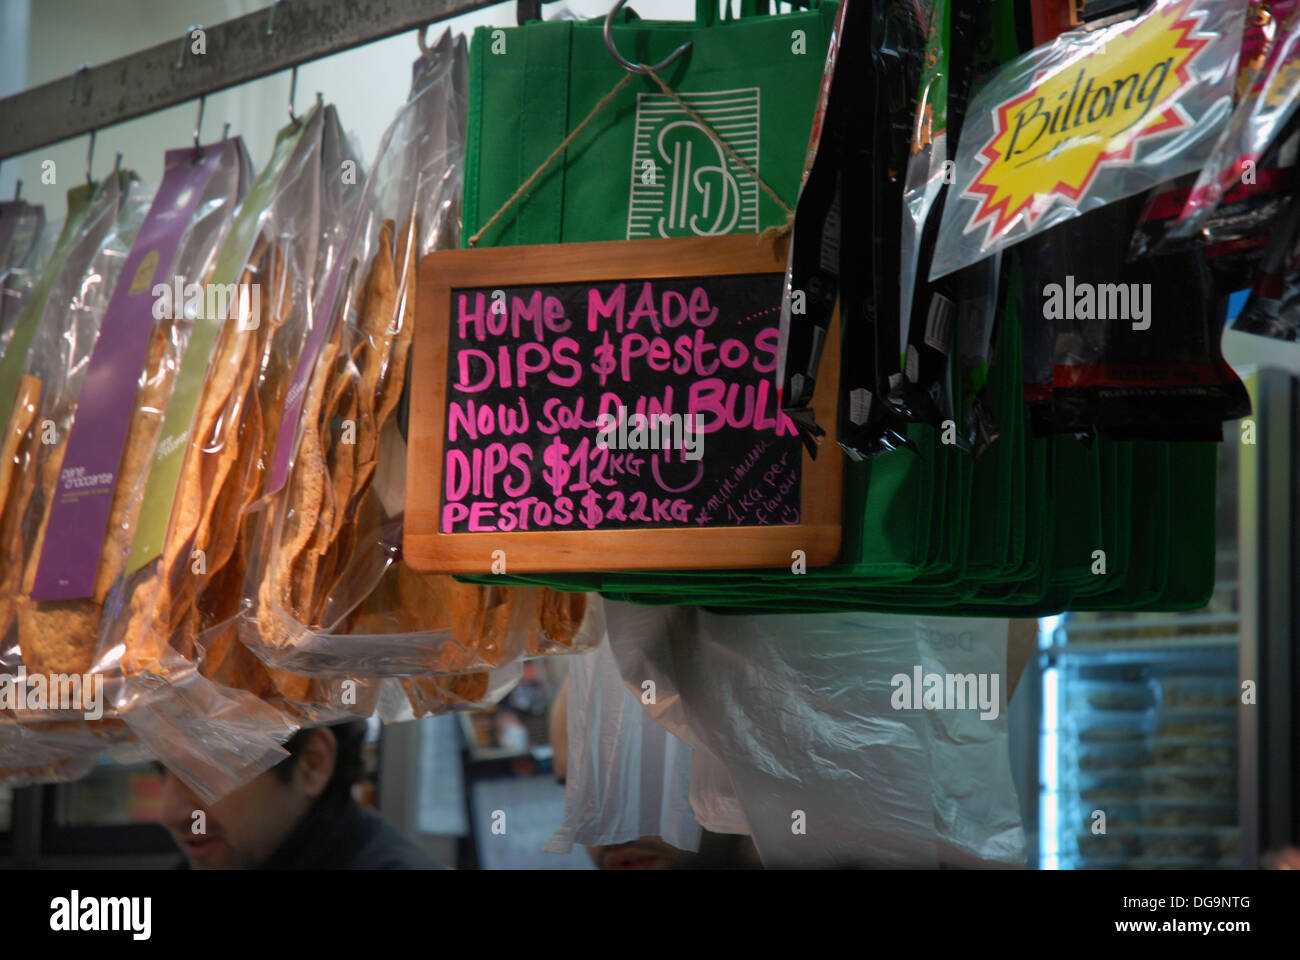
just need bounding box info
[266,0,284,36]
[176,25,203,70]
[603,0,691,75]
[85,130,96,185]
[14,179,21,201]
[68,63,90,105]
[288,65,300,127]
[222,121,231,140]
[517,0,541,26]
[417,22,434,59]
[114,152,122,174]
[193,94,206,156]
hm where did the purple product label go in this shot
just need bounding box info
[30,143,230,601]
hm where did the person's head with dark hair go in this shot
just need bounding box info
[275,720,367,801]
[158,720,372,869]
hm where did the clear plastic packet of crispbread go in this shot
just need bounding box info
[0,713,114,789]
[0,171,152,779]
[1,181,131,654]
[94,108,347,801]
[0,199,46,363]
[171,101,372,729]
[240,32,589,716]
[15,142,249,731]
[0,170,150,682]
[0,192,101,779]
[387,661,522,722]
[1,140,253,788]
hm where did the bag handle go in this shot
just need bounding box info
[694,0,821,28]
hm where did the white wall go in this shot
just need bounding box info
[3,0,695,218]
[0,0,31,201]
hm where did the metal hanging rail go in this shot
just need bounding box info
[0,0,504,163]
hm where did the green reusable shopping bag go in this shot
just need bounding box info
[458,0,844,596]
[463,0,838,248]
[1050,437,1104,588]
[965,323,1017,578]
[1154,443,1217,609]
[1072,440,1131,599]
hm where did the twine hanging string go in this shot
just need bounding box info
[468,64,793,248]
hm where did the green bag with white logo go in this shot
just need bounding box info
[462,1,837,248]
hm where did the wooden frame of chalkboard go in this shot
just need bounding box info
[405,234,842,574]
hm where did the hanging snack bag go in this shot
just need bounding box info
[95,108,345,799]
[930,0,1246,280]
[114,103,364,719]
[0,199,45,362]
[782,0,915,458]
[778,0,848,453]
[245,34,594,707]
[1130,119,1299,287]
[0,171,151,778]
[1129,2,1300,289]
[1233,170,1300,340]
[16,141,248,690]
[897,0,1020,441]
[0,171,150,670]
[1161,1,1300,247]
[1024,192,1250,440]
[871,0,938,428]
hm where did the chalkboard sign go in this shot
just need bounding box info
[406,235,842,574]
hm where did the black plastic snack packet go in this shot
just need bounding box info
[1233,170,1300,342]
[1130,116,1300,291]
[1018,199,1139,438]
[779,0,912,460]
[777,0,848,457]
[1130,2,1300,285]
[838,0,912,460]
[1152,0,1300,262]
[1028,194,1251,441]
[893,1,980,434]
[859,0,928,456]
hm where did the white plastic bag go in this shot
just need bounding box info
[545,600,702,856]
[604,601,1025,868]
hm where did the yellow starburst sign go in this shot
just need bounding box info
[962,0,1212,239]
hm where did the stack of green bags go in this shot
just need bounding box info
[457,279,1218,616]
